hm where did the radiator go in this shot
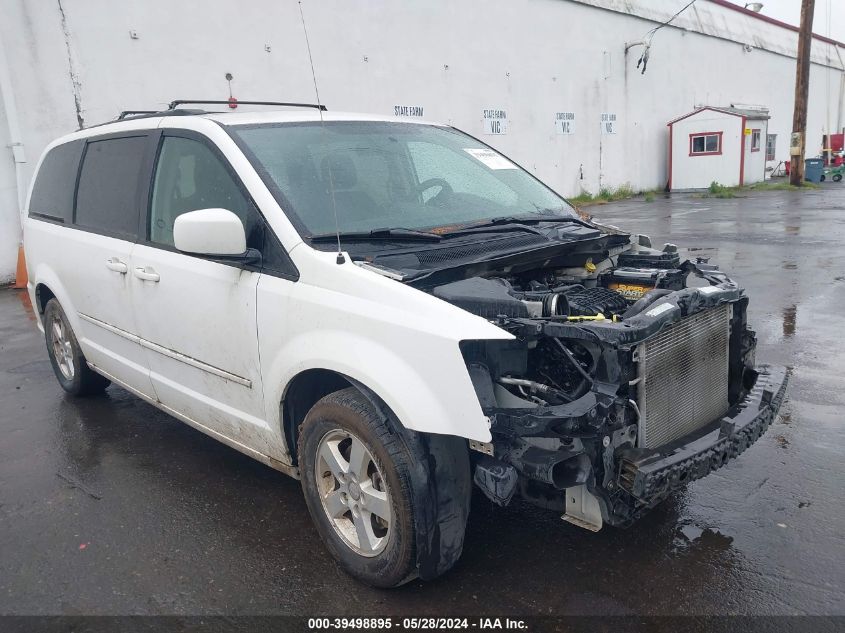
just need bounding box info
[636,304,731,449]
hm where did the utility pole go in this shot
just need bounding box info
[790,0,815,185]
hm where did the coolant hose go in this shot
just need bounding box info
[622,288,673,319]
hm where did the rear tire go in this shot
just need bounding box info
[43,298,110,396]
[298,387,471,587]
[834,174,842,182]
[820,174,826,182]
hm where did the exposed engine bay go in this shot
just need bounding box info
[426,235,787,531]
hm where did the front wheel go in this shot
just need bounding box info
[298,387,470,587]
[834,173,842,182]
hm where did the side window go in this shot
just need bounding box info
[75,136,147,237]
[29,140,84,222]
[406,141,518,206]
[149,136,257,247]
[751,129,762,152]
[690,133,722,156]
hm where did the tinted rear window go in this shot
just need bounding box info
[29,140,84,222]
[75,136,147,238]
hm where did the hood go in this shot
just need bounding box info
[357,221,631,288]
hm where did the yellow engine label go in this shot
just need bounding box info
[608,282,653,300]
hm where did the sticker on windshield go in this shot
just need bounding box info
[463,148,517,170]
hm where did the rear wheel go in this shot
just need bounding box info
[43,298,110,396]
[834,173,842,182]
[820,174,826,182]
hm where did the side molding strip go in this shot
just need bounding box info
[78,312,252,388]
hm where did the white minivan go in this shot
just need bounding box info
[24,102,787,586]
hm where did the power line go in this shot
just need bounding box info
[646,0,698,37]
[628,0,698,74]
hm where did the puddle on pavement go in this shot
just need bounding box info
[782,304,797,338]
[15,289,37,323]
[673,523,734,554]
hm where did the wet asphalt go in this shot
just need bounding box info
[0,183,843,617]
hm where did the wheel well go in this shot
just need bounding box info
[282,369,352,466]
[34,283,56,315]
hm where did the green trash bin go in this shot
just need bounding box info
[805,158,824,183]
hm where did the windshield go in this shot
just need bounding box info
[230,121,576,237]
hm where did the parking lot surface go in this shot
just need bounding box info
[1,185,843,616]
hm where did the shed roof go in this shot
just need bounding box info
[667,106,770,126]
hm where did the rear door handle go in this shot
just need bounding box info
[134,266,160,282]
[105,258,128,274]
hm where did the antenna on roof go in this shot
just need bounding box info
[298,0,344,265]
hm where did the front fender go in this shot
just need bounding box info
[269,329,493,442]
[259,250,514,443]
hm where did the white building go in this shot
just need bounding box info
[1,0,844,283]
[668,106,771,190]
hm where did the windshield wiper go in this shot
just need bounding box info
[439,215,590,237]
[310,227,442,243]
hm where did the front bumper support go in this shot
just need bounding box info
[617,365,788,503]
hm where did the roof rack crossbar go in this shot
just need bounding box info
[167,99,327,112]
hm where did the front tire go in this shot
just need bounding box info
[298,388,417,587]
[43,298,110,396]
[298,387,472,587]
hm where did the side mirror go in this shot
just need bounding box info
[174,208,247,256]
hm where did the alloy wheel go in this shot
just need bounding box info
[314,429,392,557]
[49,314,75,381]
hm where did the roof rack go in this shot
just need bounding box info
[106,109,206,125]
[117,110,158,120]
[97,100,328,129]
[167,99,327,112]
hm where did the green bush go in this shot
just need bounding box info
[569,190,594,204]
[569,183,641,205]
[708,181,735,198]
[614,183,635,198]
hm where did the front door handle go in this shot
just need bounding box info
[134,266,160,282]
[105,258,128,274]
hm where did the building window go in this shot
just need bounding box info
[766,134,777,161]
[751,129,761,152]
[689,132,722,156]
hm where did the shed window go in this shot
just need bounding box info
[766,134,777,161]
[689,132,722,156]
[751,129,761,152]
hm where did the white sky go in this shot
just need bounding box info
[724,0,845,42]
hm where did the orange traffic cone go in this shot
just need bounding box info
[12,244,27,289]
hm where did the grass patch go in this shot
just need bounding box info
[698,178,819,198]
[574,177,817,209]
[747,180,819,191]
[707,181,736,198]
[569,191,596,205]
[571,183,656,207]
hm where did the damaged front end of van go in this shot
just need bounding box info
[426,248,788,531]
